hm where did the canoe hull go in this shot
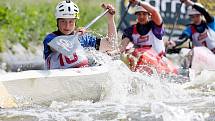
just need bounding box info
[0,65,110,108]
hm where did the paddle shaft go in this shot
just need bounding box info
[84,9,109,30]
[117,3,131,32]
[167,2,183,42]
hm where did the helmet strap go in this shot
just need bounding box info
[56,19,60,28]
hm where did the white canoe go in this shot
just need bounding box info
[0,61,121,108]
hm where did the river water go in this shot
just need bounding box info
[0,45,215,121]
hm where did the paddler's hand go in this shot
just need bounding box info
[166,40,176,49]
[75,27,87,36]
[180,0,193,6]
[101,4,115,15]
[180,0,188,3]
[129,0,140,6]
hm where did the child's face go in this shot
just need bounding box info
[190,14,202,25]
[136,12,149,24]
[58,18,76,35]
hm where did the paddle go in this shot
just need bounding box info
[166,2,183,53]
[117,2,132,32]
[48,8,109,58]
[0,82,17,108]
[167,2,183,42]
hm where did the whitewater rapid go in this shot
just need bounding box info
[0,44,215,121]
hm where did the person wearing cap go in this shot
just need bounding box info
[167,0,215,54]
[43,0,117,69]
[116,0,179,74]
[119,0,165,56]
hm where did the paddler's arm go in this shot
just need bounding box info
[118,25,134,53]
[167,27,191,49]
[174,34,190,47]
[182,0,214,23]
[119,38,131,53]
[103,25,132,55]
[130,0,162,26]
[99,3,117,52]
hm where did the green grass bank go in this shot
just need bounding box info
[0,0,116,52]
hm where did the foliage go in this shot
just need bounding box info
[0,0,116,51]
[0,1,57,50]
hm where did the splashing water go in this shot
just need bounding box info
[1,54,215,120]
[0,36,215,121]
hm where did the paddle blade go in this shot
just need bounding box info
[48,35,80,58]
[191,47,215,73]
[0,82,17,108]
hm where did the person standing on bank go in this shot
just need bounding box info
[43,0,117,69]
[119,0,166,57]
[167,0,215,54]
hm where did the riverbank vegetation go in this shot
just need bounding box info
[0,0,116,52]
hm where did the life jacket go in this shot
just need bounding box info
[191,25,215,53]
[45,37,89,69]
[121,47,178,75]
[131,24,165,56]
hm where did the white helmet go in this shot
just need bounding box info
[55,0,79,19]
[134,6,149,15]
[187,3,203,15]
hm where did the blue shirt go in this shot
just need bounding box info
[43,31,98,59]
[182,17,215,38]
